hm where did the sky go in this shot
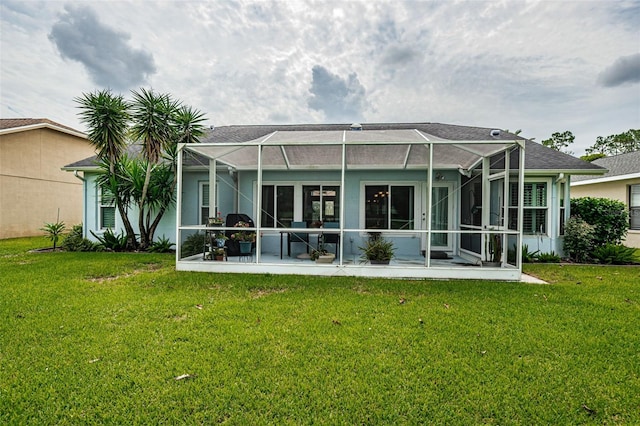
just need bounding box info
[1,0,639,156]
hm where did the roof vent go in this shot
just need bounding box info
[209,125,215,130]
[350,123,362,131]
[490,129,501,137]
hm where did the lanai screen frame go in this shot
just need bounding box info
[175,130,526,280]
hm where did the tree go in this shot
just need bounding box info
[77,88,205,250]
[129,88,181,249]
[579,153,606,162]
[541,131,574,154]
[75,90,138,249]
[128,89,206,249]
[585,129,640,156]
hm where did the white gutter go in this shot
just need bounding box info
[571,172,640,186]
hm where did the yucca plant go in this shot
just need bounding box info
[40,220,66,250]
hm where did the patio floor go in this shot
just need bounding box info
[177,250,523,281]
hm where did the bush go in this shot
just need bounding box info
[90,228,129,252]
[181,232,207,257]
[537,252,561,263]
[592,244,639,265]
[148,235,175,253]
[563,216,595,263]
[521,244,540,263]
[570,197,629,246]
[61,224,96,252]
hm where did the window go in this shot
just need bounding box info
[509,182,547,235]
[364,185,414,230]
[200,182,210,225]
[303,185,340,224]
[99,186,116,230]
[261,185,294,227]
[630,184,640,230]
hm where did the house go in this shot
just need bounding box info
[64,122,605,280]
[571,151,640,248]
[0,119,94,239]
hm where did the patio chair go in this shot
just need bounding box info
[320,221,340,257]
[288,221,309,256]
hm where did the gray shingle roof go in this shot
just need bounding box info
[572,150,640,182]
[63,122,605,173]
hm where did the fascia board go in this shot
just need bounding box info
[571,172,640,186]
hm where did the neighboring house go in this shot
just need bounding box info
[571,150,640,248]
[64,122,605,280]
[0,119,93,239]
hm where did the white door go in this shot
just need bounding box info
[422,183,454,252]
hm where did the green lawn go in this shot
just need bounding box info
[1,237,639,425]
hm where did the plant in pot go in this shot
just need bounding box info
[359,232,395,265]
[231,221,256,255]
[212,247,226,261]
[310,236,335,263]
[208,213,224,227]
[483,230,502,267]
[214,231,228,248]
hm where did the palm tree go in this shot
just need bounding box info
[129,88,180,248]
[144,105,206,242]
[75,90,138,249]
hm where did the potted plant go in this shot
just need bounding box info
[359,232,395,265]
[213,247,226,261]
[483,230,502,267]
[214,232,228,248]
[231,221,256,255]
[208,213,224,227]
[310,236,335,263]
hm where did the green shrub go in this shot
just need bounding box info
[570,197,629,246]
[61,224,96,252]
[40,220,66,250]
[537,252,561,263]
[563,216,595,263]
[180,232,206,257]
[521,244,540,263]
[359,233,395,263]
[148,235,175,253]
[90,228,130,252]
[592,244,639,265]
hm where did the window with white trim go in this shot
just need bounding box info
[303,185,340,224]
[99,187,116,230]
[199,182,210,225]
[261,185,294,228]
[630,184,640,230]
[509,182,548,235]
[364,184,415,230]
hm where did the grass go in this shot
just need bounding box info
[1,237,639,425]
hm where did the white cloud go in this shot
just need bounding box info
[1,0,638,155]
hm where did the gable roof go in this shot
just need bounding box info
[572,150,640,184]
[63,122,605,174]
[0,118,86,138]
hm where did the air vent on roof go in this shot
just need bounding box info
[209,125,215,130]
[490,129,501,137]
[350,123,362,131]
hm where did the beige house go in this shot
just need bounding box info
[0,119,92,239]
[571,151,640,248]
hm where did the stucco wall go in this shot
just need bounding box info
[0,127,93,239]
[571,177,640,248]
